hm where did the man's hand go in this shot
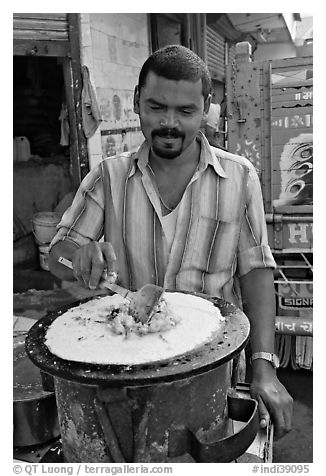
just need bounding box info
[250,360,293,439]
[72,242,117,290]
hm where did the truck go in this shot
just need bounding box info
[226,42,313,369]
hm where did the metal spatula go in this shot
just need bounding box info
[58,257,164,324]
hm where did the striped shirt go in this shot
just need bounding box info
[51,133,276,306]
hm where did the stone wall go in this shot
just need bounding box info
[79,13,150,169]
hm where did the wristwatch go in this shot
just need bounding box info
[251,352,280,369]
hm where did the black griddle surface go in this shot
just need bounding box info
[26,292,250,386]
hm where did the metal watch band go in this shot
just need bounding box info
[250,352,279,369]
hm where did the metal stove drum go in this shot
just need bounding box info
[25,292,260,463]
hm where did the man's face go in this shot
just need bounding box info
[134,72,210,159]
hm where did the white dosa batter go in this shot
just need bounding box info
[45,292,225,365]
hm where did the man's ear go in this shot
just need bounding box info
[133,86,140,114]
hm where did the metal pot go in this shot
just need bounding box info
[13,335,60,447]
[26,292,259,462]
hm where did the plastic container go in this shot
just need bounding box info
[14,136,31,161]
[38,244,50,271]
[32,212,60,245]
[13,138,17,161]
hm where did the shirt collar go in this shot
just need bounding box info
[197,132,228,178]
[128,141,150,177]
[129,132,228,178]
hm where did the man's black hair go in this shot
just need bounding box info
[138,45,212,100]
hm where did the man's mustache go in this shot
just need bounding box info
[152,127,185,139]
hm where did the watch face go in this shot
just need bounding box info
[272,354,280,369]
[251,352,280,369]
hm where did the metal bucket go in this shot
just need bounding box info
[26,293,259,463]
[13,335,60,447]
[32,212,60,245]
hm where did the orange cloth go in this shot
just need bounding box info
[206,103,221,131]
[81,66,102,138]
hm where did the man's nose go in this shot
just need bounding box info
[160,111,179,128]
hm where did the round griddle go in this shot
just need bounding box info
[25,291,250,387]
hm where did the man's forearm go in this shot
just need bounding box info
[240,268,276,355]
[240,267,293,437]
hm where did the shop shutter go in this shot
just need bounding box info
[13,13,69,41]
[206,25,225,81]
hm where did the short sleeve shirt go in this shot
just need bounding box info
[50,133,276,306]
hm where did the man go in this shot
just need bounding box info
[49,45,292,439]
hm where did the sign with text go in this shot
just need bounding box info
[283,221,313,250]
[278,281,313,310]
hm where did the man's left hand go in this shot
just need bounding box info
[250,360,293,439]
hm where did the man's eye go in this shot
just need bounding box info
[181,109,193,115]
[150,105,162,111]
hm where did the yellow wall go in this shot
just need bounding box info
[79,13,150,168]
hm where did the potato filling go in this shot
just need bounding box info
[104,297,180,337]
